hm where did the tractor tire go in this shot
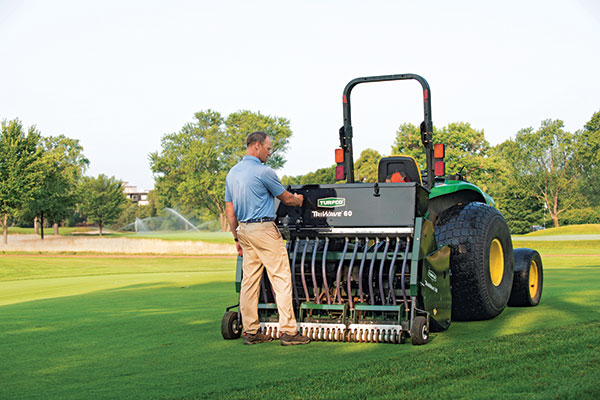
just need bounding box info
[434,202,514,321]
[508,248,543,307]
[221,311,242,340]
[410,316,429,345]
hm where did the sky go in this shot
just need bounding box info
[1,0,599,191]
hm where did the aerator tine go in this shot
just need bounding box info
[378,237,391,305]
[400,238,411,310]
[291,237,300,306]
[380,238,399,305]
[334,237,349,304]
[358,237,370,303]
[321,237,331,304]
[368,239,382,305]
[300,237,310,302]
[310,238,320,303]
[346,237,360,308]
[386,238,401,305]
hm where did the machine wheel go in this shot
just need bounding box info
[411,316,429,345]
[399,331,408,344]
[508,248,543,307]
[221,311,242,340]
[435,202,514,321]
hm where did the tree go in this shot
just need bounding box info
[0,119,43,244]
[486,143,544,233]
[115,201,139,231]
[503,119,579,228]
[391,122,495,188]
[390,123,426,165]
[115,190,159,230]
[144,189,159,218]
[22,135,88,238]
[575,110,600,206]
[150,110,292,231]
[281,165,337,185]
[78,174,129,236]
[354,148,382,183]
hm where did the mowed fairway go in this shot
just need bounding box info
[1,243,599,399]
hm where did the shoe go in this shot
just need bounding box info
[280,332,311,346]
[243,331,273,345]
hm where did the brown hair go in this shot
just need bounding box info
[246,131,268,148]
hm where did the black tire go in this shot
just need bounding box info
[508,248,543,307]
[434,202,514,321]
[221,311,242,340]
[400,331,408,344]
[411,316,429,345]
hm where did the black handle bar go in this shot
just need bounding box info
[340,73,434,189]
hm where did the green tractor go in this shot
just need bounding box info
[221,73,543,345]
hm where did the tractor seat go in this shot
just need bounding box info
[378,156,423,185]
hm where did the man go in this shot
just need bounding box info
[225,131,310,346]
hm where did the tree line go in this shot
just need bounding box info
[0,119,135,243]
[2,108,598,241]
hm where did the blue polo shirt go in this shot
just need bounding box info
[225,155,285,222]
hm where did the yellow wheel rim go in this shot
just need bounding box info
[489,239,504,286]
[529,260,539,299]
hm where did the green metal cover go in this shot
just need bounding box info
[429,180,495,207]
[421,245,451,329]
[408,217,452,330]
[409,218,423,297]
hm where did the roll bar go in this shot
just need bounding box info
[339,73,434,189]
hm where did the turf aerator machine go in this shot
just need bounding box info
[221,73,544,345]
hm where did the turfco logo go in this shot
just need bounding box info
[317,197,345,208]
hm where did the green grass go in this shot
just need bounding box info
[0,246,599,399]
[522,223,600,236]
[513,240,600,254]
[225,322,600,399]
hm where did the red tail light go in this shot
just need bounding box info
[434,161,445,176]
[335,165,345,180]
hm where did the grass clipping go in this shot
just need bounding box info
[0,234,236,255]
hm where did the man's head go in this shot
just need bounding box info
[246,131,272,163]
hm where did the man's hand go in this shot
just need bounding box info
[294,193,304,206]
[225,201,243,256]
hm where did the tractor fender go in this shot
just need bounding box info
[427,181,495,221]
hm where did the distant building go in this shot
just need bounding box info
[122,182,149,205]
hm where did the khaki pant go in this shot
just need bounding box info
[237,221,297,335]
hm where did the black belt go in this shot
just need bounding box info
[241,217,275,224]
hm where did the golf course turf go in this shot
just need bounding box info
[1,241,599,399]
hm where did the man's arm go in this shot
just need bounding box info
[277,190,304,207]
[225,201,243,257]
